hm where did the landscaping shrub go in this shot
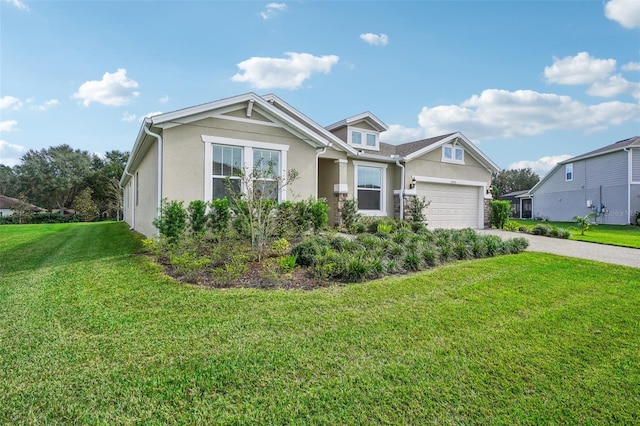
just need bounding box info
[503,220,520,232]
[208,197,232,237]
[291,236,329,267]
[341,198,360,231]
[188,200,208,235]
[153,199,187,245]
[532,223,551,236]
[491,200,511,229]
[572,213,597,236]
[406,196,430,223]
[270,238,290,256]
[277,254,297,273]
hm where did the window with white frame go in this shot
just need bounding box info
[442,144,464,163]
[253,148,280,201]
[212,144,242,200]
[203,136,290,204]
[565,163,573,181]
[349,128,379,150]
[354,162,386,214]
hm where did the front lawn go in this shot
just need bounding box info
[508,218,640,248]
[1,222,638,424]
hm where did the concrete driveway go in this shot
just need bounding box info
[478,229,640,269]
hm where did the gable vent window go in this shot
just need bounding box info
[349,128,379,150]
[565,163,573,181]
[442,144,464,164]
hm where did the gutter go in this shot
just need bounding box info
[315,144,331,199]
[143,121,163,230]
[393,155,405,220]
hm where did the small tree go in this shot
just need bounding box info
[341,198,360,232]
[73,187,98,222]
[573,213,597,235]
[406,196,431,223]
[187,200,208,235]
[225,162,299,261]
[490,200,511,229]
[11,195,34,224]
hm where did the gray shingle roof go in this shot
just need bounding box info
[378,133,456,157]
[565,136,640,163]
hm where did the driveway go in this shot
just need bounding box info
[478,229,640,269]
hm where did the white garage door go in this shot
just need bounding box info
[416,183,480,229]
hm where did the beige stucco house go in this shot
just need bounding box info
[121,93,499,237]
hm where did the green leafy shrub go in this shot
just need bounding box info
[532,224,551,236]
[403,252,421,271]
[406,196,430,223]
[422,245,439,267]
[291,236,329,267]
[277,254,297,273]
[345,256,368,282]
[503,220,520,232]
[153,199,187,245]
[491,200,511,229]
[270,238,290,256]
[187,200,208,235]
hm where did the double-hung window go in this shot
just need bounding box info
[354,161,387,215]
[253,148,280,201]
[212,145,242,200]
[565,163,573,181]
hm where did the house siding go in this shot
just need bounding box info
[162,116,318,205]
[404,147,492,184]
[632,148,640,183]
[131,142,159,238]
[532,151,630,224]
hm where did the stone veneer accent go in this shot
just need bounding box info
[333,192,349,228]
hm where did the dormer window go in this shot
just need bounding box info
[442,144,464,164]
[349,128,379,150]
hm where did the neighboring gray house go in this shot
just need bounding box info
[529,136,640,225]
[120,93,499,237]
[499,190,532,219]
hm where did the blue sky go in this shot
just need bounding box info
[1,0,639,176]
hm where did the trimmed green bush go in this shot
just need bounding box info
[491,200,511,229]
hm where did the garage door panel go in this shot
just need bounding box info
[416,183,479,229]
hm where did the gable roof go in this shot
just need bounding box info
[325,112,388,132]
[529,136,639,194]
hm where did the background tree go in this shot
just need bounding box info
[73,187,98,222]
[11,195,34,224]
[491,168,540,199]
[16,145,92,211]
[85,150,129,218]
[0,165,17,196]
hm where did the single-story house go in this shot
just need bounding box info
[529,136,640,224]
[0,194,46,216]
[499,190,532,219]
[120,93,499,237]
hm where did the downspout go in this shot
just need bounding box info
[315,144,331,199]
[121,170,134,224]
[624,147,632,224]
[144,122,163,230]
[394,156,405,220]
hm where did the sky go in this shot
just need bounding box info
[1,0,639,177]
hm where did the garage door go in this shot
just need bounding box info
[416,183,479,229]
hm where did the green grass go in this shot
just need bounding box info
[508,218,640,248]
[1,222,639,424]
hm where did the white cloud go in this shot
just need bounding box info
[380,124,428,144]
[159,95,169,104]
[508,155,574,176]
[33,99,60,111]
[544,52,616,85]
[72,68,140,107]
[0,120,18,132]
[121,112,137,122]
[587,74,640,99]
[381,89,639,143]
[0,96,22,110]
[605,0,640,29]
[4,0,29,11]
[231,52,339,90]
[0,140,26,167]
[360,33,389,46]
[622,62,640,71]
[261,2,287,20]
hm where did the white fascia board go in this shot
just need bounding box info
[412,175,487,188]
[150,93,257,125]
[261,94,358,155]
[120,119,153,186]
[351,152,398,163]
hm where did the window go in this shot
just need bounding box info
[442,144,464,163]
[565,163,573,181]
[349,128,378,150]
[212,145,243,200]
[253,149,280,201]
[356,165,383,211]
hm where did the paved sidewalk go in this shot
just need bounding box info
[477,229,640,269]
